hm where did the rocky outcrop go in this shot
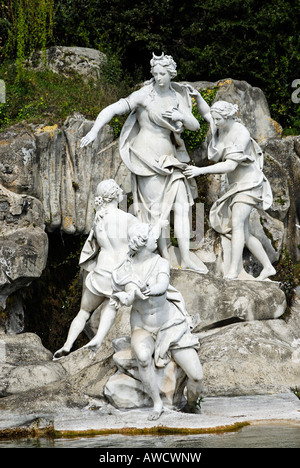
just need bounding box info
[261,136,300,260]
[190,78,283,143]
[199,294,300,396]
[27,46,107,81]
[0,115,131,236]
[0,184,48,309]
[0,114,130,309]
[171,271,286,330]
[0,274,298,413]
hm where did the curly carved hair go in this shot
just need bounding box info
[127,223,152,256]
[210,100,239,119]
[150,52,177,79]
[95,179,123,208]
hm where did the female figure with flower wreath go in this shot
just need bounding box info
[53,179,138,359]
[81,53,210,273]
[184,100,276,281]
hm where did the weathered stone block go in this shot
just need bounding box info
[170,270,286,331]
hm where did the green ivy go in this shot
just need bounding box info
[274,249,300,307]
[182,87,217,152]
[3,0,54,78]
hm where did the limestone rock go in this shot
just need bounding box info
[261,136,300,260]
[0,330,113,405]
[0,332,64,397]
[104,336,187,410]
[199,299,300,396]
[0,124,37,195]
[27,46,107,81]
[0,116,131,236]
[170,270,286,331]
[1,331,52,366]
[189,78,282,143]
[0,185,48,308]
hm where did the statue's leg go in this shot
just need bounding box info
[53,290,105,359]
[173,183,191,266]
[172,182,207,273]
[244,218,276,280]
[171,347,203,413]
[83,300,118,350]
[131,328,164,420]
[158,233,171,261]
[173,183,205,272]
[225,202,253,279]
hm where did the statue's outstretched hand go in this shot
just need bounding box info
[183,165,203,179]
[80,130,97,148]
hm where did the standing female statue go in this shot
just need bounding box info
[184,100,276,281]
[81,53,209,273]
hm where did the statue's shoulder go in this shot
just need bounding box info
[127,83,152,106]
[231,121,250,142]
[156,256,170,275]
[172,82,194,95]
[172,82,194,108]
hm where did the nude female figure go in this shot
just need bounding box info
[53,179,138,359]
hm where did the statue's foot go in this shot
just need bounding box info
[255,266,276,281]
[83,338,100,351]
[148,404,164,421]
[180,403,201,414]
[53,347,70,360]
[224,273,238,280]
[180,260,208,274]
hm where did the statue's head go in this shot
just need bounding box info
[210,100,239,119]
[127,223,154,256]
[95,179,123,208]
[150,52,177,79]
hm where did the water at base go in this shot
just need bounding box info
[0,425,300,448]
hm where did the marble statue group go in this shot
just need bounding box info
[54,53,276,420]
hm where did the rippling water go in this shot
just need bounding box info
[0,425,300,448]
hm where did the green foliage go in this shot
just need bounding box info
[178,0,300,132]
[49,0,300,133]
[292,386,300,399]
[182,87,217,152]
[1,1,300,131]
[0,61,131,131]
[274,249,300,307]
[1,0,54,77]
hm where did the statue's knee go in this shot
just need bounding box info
[189,369,203,383]
[135,351,152,368]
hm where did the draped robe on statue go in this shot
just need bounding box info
[207,122,273,236]
[119,82,198,224]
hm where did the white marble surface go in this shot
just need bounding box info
[1,393,299,434]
